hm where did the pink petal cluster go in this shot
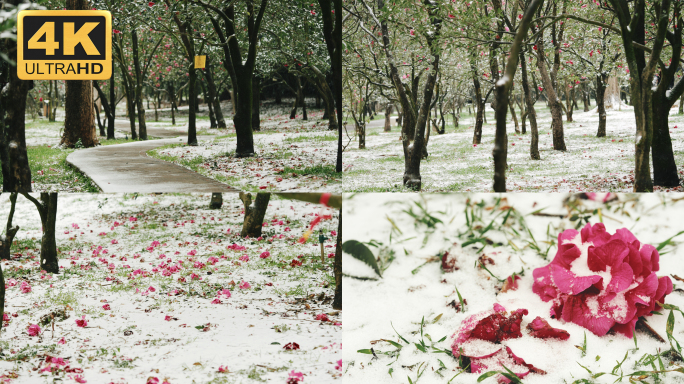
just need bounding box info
[260,251,271,259]
[20,281,31,293]
[27,323,41,336]
[287,370,304,383]
[239,281,251,289]
[532,223,673,337]
[451,304,559,382]
[76,315,88,328]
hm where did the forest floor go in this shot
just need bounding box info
[342,102,684,192]
[0,193,341,383]
[343,193,684,384]
[2,99,340,193]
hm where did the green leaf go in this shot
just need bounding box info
[342,240,382,277]
[667,310,675,338]
[432,313,443,323]
[357,349,373,354]
[384,339,403,349]
[656,230,684,251]
[477,371,500,382]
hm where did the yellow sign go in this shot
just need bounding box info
[194,55,206,69]
[17,10,112,80]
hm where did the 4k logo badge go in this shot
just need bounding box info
[17,10,112,80]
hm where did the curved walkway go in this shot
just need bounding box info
[67,123,238,193]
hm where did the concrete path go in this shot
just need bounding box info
[68,122,238,193]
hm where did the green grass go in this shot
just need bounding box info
[283,134,338,144]
[277,164,341,179]
[0,145,100,192]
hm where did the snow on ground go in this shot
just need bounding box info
[343,193,684,383]
[150,109,340,193]
[0,193,341,383]
[343,103,684,192]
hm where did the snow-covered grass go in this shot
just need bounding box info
[342,103,684,192]
[0,193,341,383]
[148,110,341,193]
[343,193,684,383]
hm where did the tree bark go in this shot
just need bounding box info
[61,0,97,148]
[0,33,33,192]
[1,193,19,261]
[472,75,484,144]
[333,208,341,310]
[209,193,223,209]
[384,103,393,132]
[204,61,227,128]
[252,77,261,131]
[239,192,271,238]
[521,53,540,161]
[22,193,59,273]
[131,30,147,140]
[596,74,607,137]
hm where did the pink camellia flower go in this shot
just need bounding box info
[260,251,270,259]
[58,337,65,344]
[76,315,88,328]
[218,365,229,373]
[239,281,251,289]
[147,378,159,384]
[533,223,673,337]
[283,342,300,350]
[102,304,111,310]
[164,315,172,321]
[211,298,222,304]
[287,370,304,383]
[27,324,41,336]
[335,359,342,371]
[315,313,329,322]
[218,289,232,299]
[239,255,250,262]
[451,304,548,381]
[20,281,31,293]
[73,375,87,383]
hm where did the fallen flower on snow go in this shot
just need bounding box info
[335,359,342,371]
[260,251,271,259]
[218,288,232,298]
[532,223,673,337]
[27,324,41,336]
[526,317,570,340]
[287,370,304,383]
[146,378,159,384]
[315,313,329,322]
[72,375,87,383]
[451,304,547,381]
[58,337,65,344]
[20,281,31,293]
[283,342,300,350]
[218,365,229,373]
[102,304,111,310]
[211,298,222,304]
[239,281,251,289]
[239,255,250,262]
[76,316,88,328]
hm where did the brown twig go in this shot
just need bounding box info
[636,318,666,343]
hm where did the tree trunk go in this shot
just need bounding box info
[536,54,565,150]
[509,95,520,134]
[583,82,590,112]
[0,35,33,192]
[119,63,137,139]
[234,76,255,156]
[209,193,223,209]
[384,104,393,132]
[1,193,19,260]
[596,74,607,137]
[40,193,59,273]
[472,76,484,144]
[95,103,105,136]
[239,192,270,238]
[652,91,680,187]
[188,66,198,146]
[204,62,226,128]
[201,81,217,128]
[521,49,539,160]
[252,77,261,131]
[131,30,147,140]
[565,85,574,122]
[61,0,97,148]
[333,208,341,310]
[108,63,116,139]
